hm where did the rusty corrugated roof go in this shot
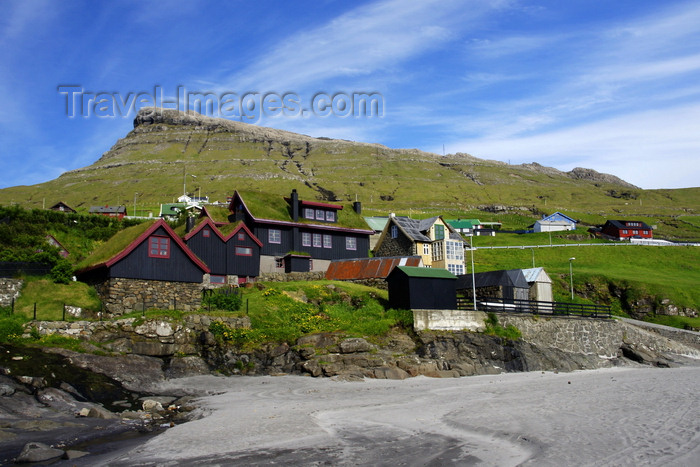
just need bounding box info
[325,256,423,280]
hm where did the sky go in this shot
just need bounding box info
[1,0,699,190]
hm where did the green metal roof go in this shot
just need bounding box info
[364,216,390,232]
[393,266,457,279]
[445,219,480,229]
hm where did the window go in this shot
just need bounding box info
[148,236,170,258]
[622,229,628,234]
[325,211,335,222]
[446,241,463,261]
[210,275,226,284]
[448,264,464,275]
[323,235,332,249]
[235,246,253,256]
[268,229,281,244]
[642,230,648,235]
[434,224,445,240]
[423,244,430,255]
[237,232,245,241]
[302,232,311,246]
[275,258,284,268]
[633,230,639,235]
[432,241,443,261]
[391,225,398,238]
[316,209,324,220]
[202,228,210,238]
[313,233,322,247]
[305,208,315,219]
[346,237,357,250]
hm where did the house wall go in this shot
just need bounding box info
[413,308,487,331]
[224,233,261,277]
[94,278,203,316]
[374,229,415,258]
[110,226,205,283]
[186,229,228,275]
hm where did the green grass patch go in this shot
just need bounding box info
[483,312,521,340]
[643,315,700,332]
[14,276,102,320]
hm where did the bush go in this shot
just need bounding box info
[483,312,522,341]
[50,259,74,284]
[0,315,27,343]
[202,288,243,312]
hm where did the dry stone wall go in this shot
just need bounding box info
[94,278,203,316]
[0,278,23,307]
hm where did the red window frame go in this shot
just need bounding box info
[203,228,210,238]
[148,236,170,258]
[237,232,245,241]
[235,246,253,256]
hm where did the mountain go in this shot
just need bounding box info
[0,108,697,220]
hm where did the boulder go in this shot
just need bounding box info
[339,338,371,354]
[15,442,64,463]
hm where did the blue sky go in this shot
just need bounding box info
[1,0,699,190]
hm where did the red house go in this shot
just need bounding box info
[89,205,127,220]
[601,220,653,240]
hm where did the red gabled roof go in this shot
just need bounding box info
[184,217,226,242]
[325,256,423,280]
[222,222,263,247]
[102,219,209,273]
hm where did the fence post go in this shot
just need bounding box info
[174,297,177,311]
[11,298,14,315]
[246,298,249,315]
[33,303,36,320]
[142,298,146,317]
[62,303,66,321]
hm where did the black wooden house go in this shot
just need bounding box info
[386,266,457,310]
[184,218,262,284]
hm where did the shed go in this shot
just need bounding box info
[386,266,457,310]
[456,269,529,301]
[325,256,422,281]
[521,267,553,302]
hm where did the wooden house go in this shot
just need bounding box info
[522,267,553,302]
[374,214,466,275]
[75,220,209,315]
[386,266,457,310]
[225,190,373,274]
[533,212,577,232]
[184,218,262,284]
[456,269,529,302]
[89,205,127,220]
[45,235,69,258]
[601,220,653,240]
[48,201,76,214]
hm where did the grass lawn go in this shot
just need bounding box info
[13,277,102,321]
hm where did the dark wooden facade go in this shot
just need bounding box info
[386,266,457,310]
[228,190,372,264]
[77,221,209,284]
[185,219,262,280]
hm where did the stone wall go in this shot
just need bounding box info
[413,309,487,332]
[94,278,203,316]
[498,314,700,359]
[258,271,325,282]
[23,315,250,357]
[0,278,23,308]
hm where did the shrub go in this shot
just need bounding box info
[0,315,27,343]
[50,259,74,284]
[483,312,521,341]
[202,288,243,312]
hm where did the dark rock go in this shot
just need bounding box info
[15,441,64,463]
[373,366,409,380]
[167,356,211,378]
[339,338,371,354]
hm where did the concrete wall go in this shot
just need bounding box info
[413,309,488,332]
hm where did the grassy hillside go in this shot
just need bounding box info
[0,110,697,240]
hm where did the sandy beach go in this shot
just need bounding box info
[85,365,700,466]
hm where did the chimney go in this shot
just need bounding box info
[185,215,196,233]
[353,201,362,215]
[291,189,299,222]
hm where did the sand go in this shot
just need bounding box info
[94,365,699,466]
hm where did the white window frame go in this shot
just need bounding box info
[268,229,281,244]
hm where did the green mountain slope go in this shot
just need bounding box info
[1,108,698,239]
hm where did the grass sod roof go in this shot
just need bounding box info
[75,220,157,270]
[236,190,372,231]
[392,266,457,279]
[202,205,231,223]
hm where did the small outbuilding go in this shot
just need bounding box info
[521,267,553,302]
[386,266,457,310]
[456,269,529,301]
